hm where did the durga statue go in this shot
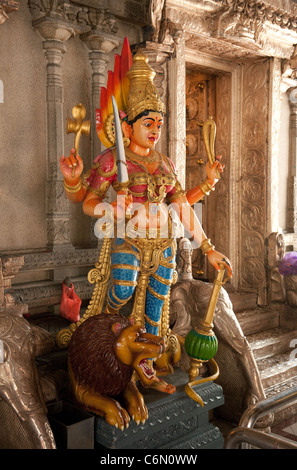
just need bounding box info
[58,38,232,395]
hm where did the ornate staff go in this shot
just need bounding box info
[184,264,229,406]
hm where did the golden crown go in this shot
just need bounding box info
[126,50,166,122]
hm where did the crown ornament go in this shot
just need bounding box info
[126,50,166,122]
[96,38,165,148]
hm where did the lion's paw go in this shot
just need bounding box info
[105,400,131,431]
[128,400,148,425]
[123,380,149,425]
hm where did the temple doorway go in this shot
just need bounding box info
[185,66,231,282]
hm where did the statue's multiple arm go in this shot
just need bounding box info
[60,149,232,278]
[186,157,224,205]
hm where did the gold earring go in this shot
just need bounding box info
[123,137,130,147]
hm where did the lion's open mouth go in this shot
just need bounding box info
[139,359,156,380]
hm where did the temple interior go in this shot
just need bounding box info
[1,0,297,451]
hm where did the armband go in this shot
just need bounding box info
[200,178,215,196]
[200,238,215,255]
[63,179,82,193]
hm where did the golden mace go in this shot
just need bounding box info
[184,264,229,405]
[202,116,220,179]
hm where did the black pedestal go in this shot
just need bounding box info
[95,370,224,449]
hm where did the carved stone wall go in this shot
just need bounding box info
[166,0,297,60]
[0,2,144,313]
[240,59,269,300]
[165,1,294,298]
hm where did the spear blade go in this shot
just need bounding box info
[112,95,128,184]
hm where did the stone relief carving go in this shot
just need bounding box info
[0,307,56,448]
[29,0,115,32]
[269,59,282,235]
[12,277,93,309]
[166,0,297,59]
[29,0,147,33]
[22,248,99,270]
[46,218,71,247]
[240,60,269,299]
[267,232,286,303]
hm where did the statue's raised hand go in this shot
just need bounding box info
[60,148,84,181]
[206,155,224,186]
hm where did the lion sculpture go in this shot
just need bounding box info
[68,313,166,430]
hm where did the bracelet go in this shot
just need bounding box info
[63,179,82,193]
[200,178,215,196]
[200,238,215,255]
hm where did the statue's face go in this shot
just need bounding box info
[129,112,163,150]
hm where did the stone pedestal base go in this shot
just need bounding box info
[95,370,224,450]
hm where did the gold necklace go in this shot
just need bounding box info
[125,147,160,165]
[125,148,167,203]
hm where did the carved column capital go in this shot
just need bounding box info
[80,30,119,162]
[32,15,75,43]
[138,40,174,64]
[80,30,119,54]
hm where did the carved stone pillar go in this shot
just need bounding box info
[167,33,186,187]
[136,41,174,156]
[80,32,119,245]
[0,255,28,315]
[81,32,119,160]
[32,17,75,250]
[287,87,297,233]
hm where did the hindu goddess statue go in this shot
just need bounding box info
[59,39,232,393]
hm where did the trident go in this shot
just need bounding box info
[66,103,90,176]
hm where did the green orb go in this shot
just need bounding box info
[185,328,218,361]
